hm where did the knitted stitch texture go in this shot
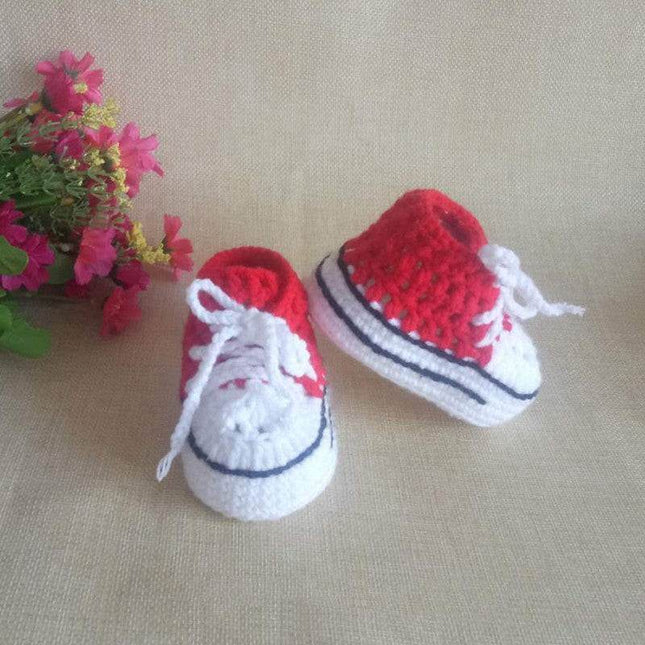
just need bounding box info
[307,190,583,427]
[158,247,336,520]
[344,190,500,366]
[181,247,326,400]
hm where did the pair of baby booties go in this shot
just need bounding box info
[157,190,584,521]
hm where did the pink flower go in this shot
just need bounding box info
[74,227,117,285]
[112,214,133,244]
[0,201,28,246]
[0,201,54,291]
[28,111,63,155]
[101,286,141,336]
[84,125,117,150]
[118,123,163,197]
[3,91,40,110]
[163,215,193,279]
[55,130,84,159]
[114,260,150,291]
[1,232,54,292]
[36,51,103,114]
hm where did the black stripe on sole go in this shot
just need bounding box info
[188,392,329,478]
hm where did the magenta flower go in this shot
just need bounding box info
[1,233,54,292]
[25,110,63,155]
[118,123,164,197]
[0,201,28,247]
[101,286,141,336]
[36,50,103,114]
[74,227,117,285]
[114,260,150,291]
[3,91,40,110]
[55,130,84,159]
[0,200,53,291]
[84,125,118,150]
[163,215,193,280]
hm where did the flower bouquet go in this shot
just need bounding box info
[0,51,192,357]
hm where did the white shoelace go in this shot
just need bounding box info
[156,278,315,481]
[473,244,585,348]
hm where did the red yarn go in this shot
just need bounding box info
[343,190,504,366]
[180,247,326,399]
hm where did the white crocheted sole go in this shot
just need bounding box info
[307,253,542,427]
[181,394,337,521]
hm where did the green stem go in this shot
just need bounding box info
[0,107,27,131]
[12,291,83,303]
[13,194,59,210]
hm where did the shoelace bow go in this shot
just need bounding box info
[473,244,585,347]
[156,278,315,481]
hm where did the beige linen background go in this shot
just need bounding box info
[1,2,644,643]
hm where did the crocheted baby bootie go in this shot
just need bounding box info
[157,247,336,520]
[307,190,584,427]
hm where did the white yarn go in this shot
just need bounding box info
[182,389,337,520]
[473,244,585,348]
[156,278,315,481]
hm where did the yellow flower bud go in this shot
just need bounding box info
[25,101,43,116]
[127,222,171,265]
[81,98,119,129]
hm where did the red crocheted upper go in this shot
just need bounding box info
[343,189,505,366]
[180,247,326,399]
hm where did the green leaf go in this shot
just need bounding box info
[0,317,51,358]
[0,304,12,332]
[47,249,75,285]
[0,235,28,276]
